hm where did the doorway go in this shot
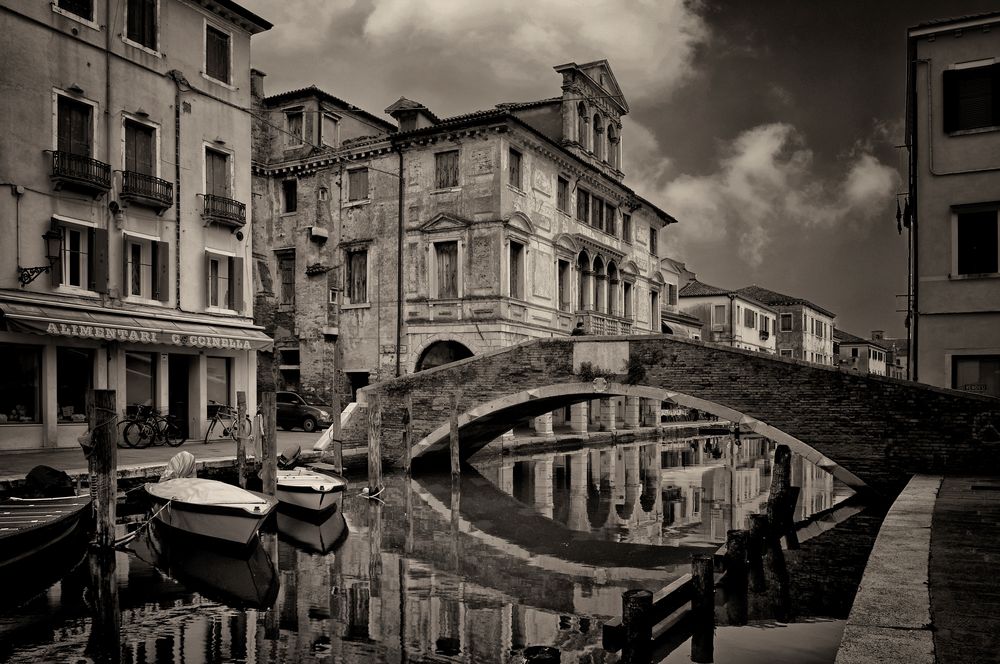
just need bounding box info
[168,355,191,439]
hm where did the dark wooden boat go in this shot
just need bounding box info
[0,495,92,571]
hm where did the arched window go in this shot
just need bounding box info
[577,102,588,149]
[593,114,603,160]
[607,125,618,169]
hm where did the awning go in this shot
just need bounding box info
[0,302,273,351]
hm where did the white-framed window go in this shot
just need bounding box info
[942,62,1000,133]
[53,0,98,28]
[123,116,158,177]
[206,251,243,311]
[345,247,369,304]
[435,150,460,189]
[712,303,726,330]
[124,0,159,53]
[54,91,98,157]
[63,224,90,289]
[204,21,232,85]
[285,109,304,147]
[508,239,525,299]
[48,216,106,293]
[204,145,232,198]
[557,259,571,311]
[321,113,339,148]
[433,241,459,299]
[780,313,792,332]
[123,234,165,301]
[347,168,369,202]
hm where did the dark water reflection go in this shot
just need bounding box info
[0,435,862,663]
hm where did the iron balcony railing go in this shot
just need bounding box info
[50,150,111,193]
[578,310,634,336]
[120,171,173,210]
[202,194,246,228]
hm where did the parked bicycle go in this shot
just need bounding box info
[122,405,185,449]
[204,402,252,444]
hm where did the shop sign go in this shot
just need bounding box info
[44,322,253,350]
[962,384,988,392]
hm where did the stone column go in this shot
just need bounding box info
[601,398,616,431]
[533,412,554,437]
[566,451,589,531]
[533,458,554,518]
[609,278,620,317]
[624,396,641,429]
[569,401,588,434]
[596,275,607,314]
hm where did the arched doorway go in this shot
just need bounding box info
[416,340,474,372]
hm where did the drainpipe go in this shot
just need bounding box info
[394,144,405,377]
[729,294,736,347]
[168,71,184,310]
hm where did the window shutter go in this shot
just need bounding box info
[57,100,72,154]
[90,227,109,293]
[155,240,169,301]
[943,69,959,133]
[205,252,212,305]
[138,126,153,175]
[231,257,244,311]
[121,236,130,296]
[992,63,1000,128]
[50,218,63,287]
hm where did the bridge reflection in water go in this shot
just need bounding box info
[1,435,863,664]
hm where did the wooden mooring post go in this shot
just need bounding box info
[260,390,277,496]
[86,547,122,663]
[86,389,117,549]
[690,554,715,664]
[367,393,383,493]
[724,529,749,625]
[331,389,344,475]
[449,393,460,478]
[235,391,248,489]
[621,588,653,663]
[748,513,769,592]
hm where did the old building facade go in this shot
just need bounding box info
[678,280,778,354]
[735,285,836,365]
[0,0,271,449]
[906,12,1000,398]
[253,60,676,430]
[834,329,888,376]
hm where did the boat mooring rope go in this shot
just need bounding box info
[113,499,172,549]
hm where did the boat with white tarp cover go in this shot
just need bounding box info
[145,478,276,547]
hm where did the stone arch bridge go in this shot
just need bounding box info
[327,335,1000,495]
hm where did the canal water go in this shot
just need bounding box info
[0,434,871,663]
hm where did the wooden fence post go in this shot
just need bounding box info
[621,588,652,662]
[724,529,749,625]
[235,391,247,489]
[260,390,277,496]
[367,394,383,493]
[87,389,117,549]
[690,554,715,664]
[449,393,460,478]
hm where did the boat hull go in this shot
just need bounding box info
[275,469,347,513]
[277,504,348,554]
[0,495,92,570]
[150,499,271,547]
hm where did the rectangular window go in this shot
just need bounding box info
[207,357,232,411]
[606,202,616,237]
[205,148,230,198]
[744,308,756,328]
[58,0,93,21]
[321,113,338,147]
[509,240,524,299]
[125,351,156,410]
[622,214,632,242]
[57,96,92,157]
[124,119,155,175]
[762,317,770,334]
[277,251,295,306]
[346,248,368,303]
[943,63,1000,133]
[557,259,571,311]
[0,344,41,424]
[667,283,678,306]
[649,226,658,256]
[956,209,999,275]
[712,304,726,328]
[577,189,590,224]
[205,24,230,84]
[779,349,793,358]
[623,281,633,318]
[592,195,604,232]
[126,0,157,50]
[126,238,152,297]
[557,177,569,213]
[650,291,660,327]
[348,168,369,201]
[64,225,90,288]
[435,150,459,189]
[851,347,859,358]
[57,347,93,423]
[508,148,522,189]
[286,111,304,146]
[282,179,297,213]
[206,253,241,310]
[435,242,458,299]
[780,313,792,332]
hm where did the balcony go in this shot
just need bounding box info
[202,194,246,229]
[578,310,634,336]
[760,329,770,341]
[49,150,111,196]
[120,171,173,212]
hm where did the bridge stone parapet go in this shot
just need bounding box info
[328,335,1000,495]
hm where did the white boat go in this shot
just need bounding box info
[276,467,347,513]
[145,478,277,547]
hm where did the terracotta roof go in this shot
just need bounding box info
[834,328,888,350]
[264,87,396,133]
[679,280,731,297]
[384,97,441,123]
[496,97,563,111]
[735,285,836,318]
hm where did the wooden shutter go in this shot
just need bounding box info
[992,63,1000,128]
[90,227,108,293]
[127,0,156,49]
[206,150,229,197]
[206,26,229,83]
[154,240,169,301]
[50,218,63,287]
[124,121,153,174]
[121,236,130,296]
[231,256,244,311]
[58,97,91,156]
[943,69,958,133]
[437,243,457,298]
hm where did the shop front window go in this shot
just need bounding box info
[126,351,156,412]
[953,355,1000,398]
[207,356,231,416]
[0,344,41,424]
[57,347,93,423]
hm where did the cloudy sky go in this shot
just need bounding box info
[241,0,994,338]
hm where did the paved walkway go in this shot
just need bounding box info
[836,474,1000,664]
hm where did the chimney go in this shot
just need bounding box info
[250,68,266,100]
[871,330,884,340]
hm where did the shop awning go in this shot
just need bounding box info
[0,302,273,351]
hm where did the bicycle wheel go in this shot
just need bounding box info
[164,420,185,447]
[231,416,252,441]
[204,417,219,444]
[124,422,154,449]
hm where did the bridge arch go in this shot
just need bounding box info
[413,338,476,372]
[408,381,866,489]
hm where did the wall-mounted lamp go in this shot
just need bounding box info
[17,228,64,287]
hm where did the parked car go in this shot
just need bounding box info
[276,392,333,433]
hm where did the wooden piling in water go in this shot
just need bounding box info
[260,390,277,496]
[235,391,247,489]
[331,390,343,474]
[85,548,122,662]
[367,393,383,493]
[403,393,413,477]
[690,554,715,664]
[449,392,460,478]
[621,588,653,662]
[748,513,769,592]
[86,389,117,549]
[724,529,749,625]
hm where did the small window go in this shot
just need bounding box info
[346,248,368,303]
[951,355,1000,398]
[282,179,297,213]
[956,209,998,275]
[348,168,369,201]
[328,287,338,304]
[649,226,658,256]
[286,111,304,146]
[577,189,590,224]
[557,259,571,311]
[712,304,726,327]
[592,195,604,232]
[851,347,859,358]
[508,148,522,189]
[667,283,677,306]
[622,214,632,242]
[126,238,150,297]
[593,114,603,160]
[57,95,93,157]
[62,225,91,289]
[557,177,569,213]
[577,102,588,149]
[126,0,157,50]
[623,281,633,318]
[58,0,93,21]
[435,241,458,298]
[124,119,155,176]
[321,113,338,148]
[208,255,230,308]
[205,24,231,84]
[435,150,459,189]
[650,290,660,325]
[743,308,756,328]
[205,148,230,198]
[943,63,1000,133]
[780,313,793,332]
[509,240,524,299]
[277,251,295,306]
[605,202,616,236]
[779,349,793,358]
